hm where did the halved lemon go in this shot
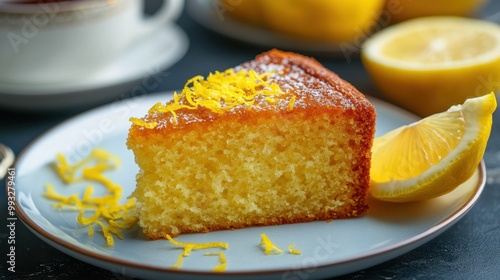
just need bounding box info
[370,93,496,202]
[361,17,500,117]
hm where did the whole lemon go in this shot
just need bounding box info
[219,0,264,26]
[221,0,385,44]
[385,0,488,23]
[261,0,385,44]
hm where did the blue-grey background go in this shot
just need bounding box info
[1,0,499,279]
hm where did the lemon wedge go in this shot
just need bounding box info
[361,17,500,116]
[370,93,496,202]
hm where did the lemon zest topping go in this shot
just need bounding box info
[260,233,283,255]
[129,117,158,129]
[288,95,296,111]
[204,252,228,272]
[132,69,289,128]
[44,148,137,247]
[288,244,302,255]
[265,97,278,104]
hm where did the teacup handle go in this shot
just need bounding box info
[137,0,184,37]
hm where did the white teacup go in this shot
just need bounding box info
[0,0,184,84]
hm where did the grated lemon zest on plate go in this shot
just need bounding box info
[44,148,137,247]
[260,233,283,255]
[166,234,228,256]
[166,234,229,271]
[132,69,290,128]
[77,209,101,225]
[288,244,302,255]
[204,252,228,272]
[53,148,120,184]
[171,251,185,269]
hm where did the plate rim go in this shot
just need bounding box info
[9,92,487,277]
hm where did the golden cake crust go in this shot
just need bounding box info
[129,49,374,136]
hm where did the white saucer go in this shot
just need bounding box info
[0,24,189,112]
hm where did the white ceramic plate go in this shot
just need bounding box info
[0,25,188,111]
[187,0,347,56]
[12,92,486,279]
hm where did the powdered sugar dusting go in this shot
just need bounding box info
[240,53,358,111]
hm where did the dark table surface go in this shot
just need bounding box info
[1,1,500,279]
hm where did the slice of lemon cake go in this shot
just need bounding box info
[127,49,376,239]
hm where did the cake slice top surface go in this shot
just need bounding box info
[130,49,374,132]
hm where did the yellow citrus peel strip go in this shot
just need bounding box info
[260,233,301,255]
[204,252,228,272]
[129,117,158,129]
[44,148,137,247]
[260,233,283,255]
[166,234,229,271]
[288,244,302,255]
